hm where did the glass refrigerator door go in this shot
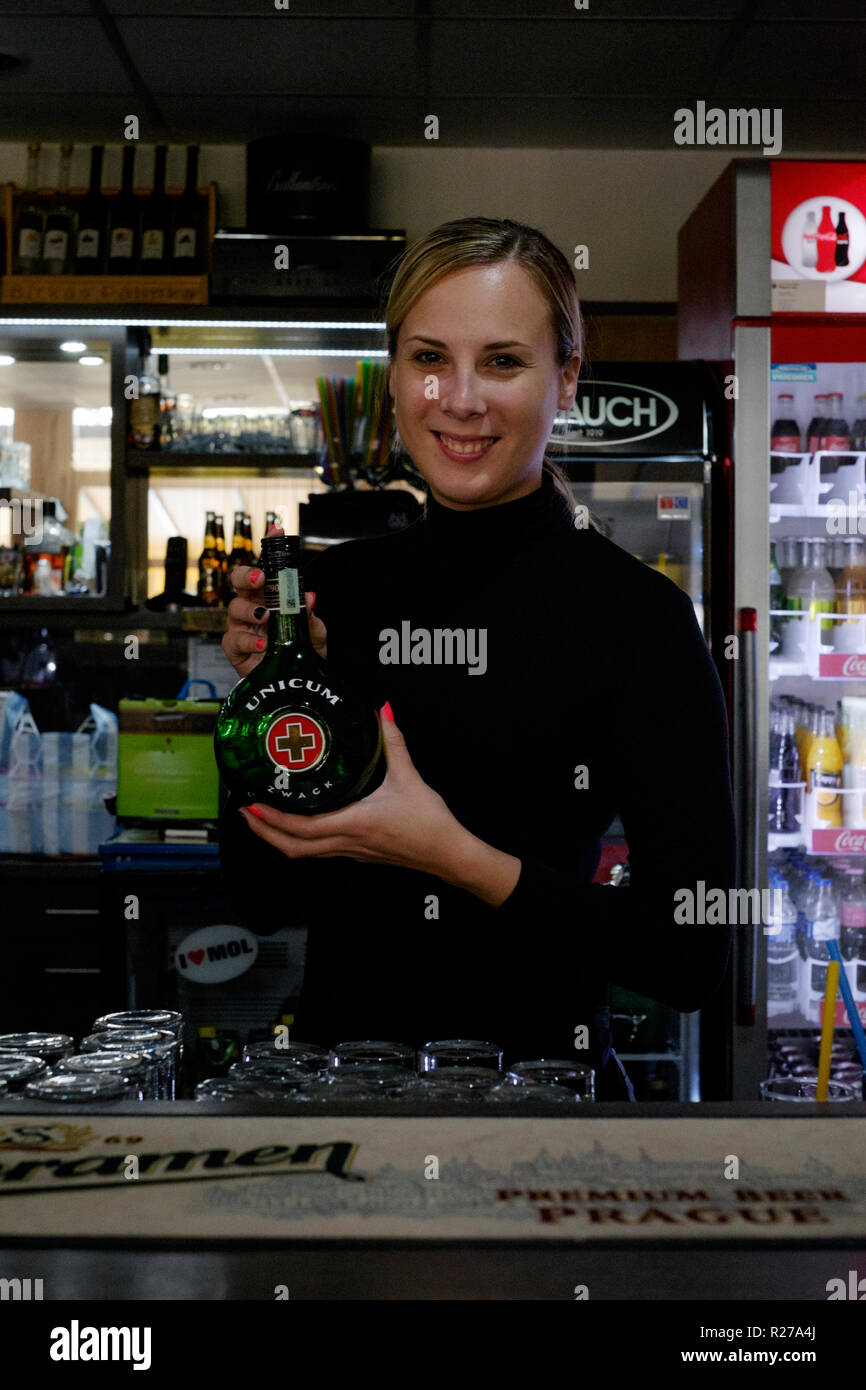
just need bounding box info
[566,469,710,1101]
[567,476,707,632]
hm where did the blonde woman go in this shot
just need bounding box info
[220,217,734,1100]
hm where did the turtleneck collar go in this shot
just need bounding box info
[421,469,577,554]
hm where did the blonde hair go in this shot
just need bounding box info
[379,216,583,504]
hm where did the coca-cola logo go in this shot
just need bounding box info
[835,830,866,852]
[842,655,866,677]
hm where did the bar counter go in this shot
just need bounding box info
[1,1099,865,1300]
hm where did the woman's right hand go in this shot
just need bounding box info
[222,564,328,679]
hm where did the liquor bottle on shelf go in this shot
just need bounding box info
[42,143,74,275]
[14,141,44,274]
[243,513,257,566]
[128,351,161,450]
[106,144,139,273]
[74,145,106,273]
[172,145,203,273]
[225,511,247,602]
[140,145,170,274]
[213,533,384,813]
[213,514,228,593]
[265,510,277,534]
[156,353,175,446]
[197,511,221,607]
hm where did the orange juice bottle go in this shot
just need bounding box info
[795,701,813,778]
[806,709,843,826]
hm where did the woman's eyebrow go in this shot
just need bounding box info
[405,335,533,351]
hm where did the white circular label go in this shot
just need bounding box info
[175,924,259,983]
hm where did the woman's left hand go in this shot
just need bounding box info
[238,706,468,880]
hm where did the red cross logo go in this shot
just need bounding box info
[265,712,326,773]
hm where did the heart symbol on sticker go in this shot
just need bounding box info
[188,949,206,965]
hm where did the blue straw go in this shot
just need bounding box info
[827,938,866,1072]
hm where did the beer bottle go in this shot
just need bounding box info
[225,510,247,603]
[213,514,228,600]
[214,534,384,813]
[197,511,221,606]
[242,513,257,568]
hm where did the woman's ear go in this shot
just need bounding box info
[558,352,580,411]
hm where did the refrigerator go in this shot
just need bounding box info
[553,359,733,1100]
[678,158,866,1101]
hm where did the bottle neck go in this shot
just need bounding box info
[88,147,104,199]
[266,565,313,653]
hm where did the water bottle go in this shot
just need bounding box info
[802,877,840,1025]
[840,869,866,1008]
[767,872,800,1017]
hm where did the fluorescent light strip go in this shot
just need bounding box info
[0,317,386,330]
[165,346,387,357]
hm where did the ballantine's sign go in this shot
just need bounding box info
[245,678,341,712]
[819,653,866,679]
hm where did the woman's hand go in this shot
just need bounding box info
[222,527,327,678]
[238,708,522,906]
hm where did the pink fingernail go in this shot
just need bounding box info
[307,590,316,610]
[249,569,262,584]
[381,701,394,723]
[245,805,265,819]
[256,636,265,650]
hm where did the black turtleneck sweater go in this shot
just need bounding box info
[218,473,735,1099]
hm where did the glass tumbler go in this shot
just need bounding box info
[228,1061,315,1097]
[242,1040,328,1071]
[330,1040,415,1070]
[24,1074,128,1104]
[0,1033,74,1067]
[509,1059,596,1102]
[418,1040,503,1073]
[759,1077,859,1102]
[484,1081,579,1104]
[303,1065,410,1103]
[194,1076,258,1101]
[93,1010,185,1063]
[81,1030,177,1099]
[416,1068,501,1101]
[55,1051,154,1100]
[0,1053,50,1091]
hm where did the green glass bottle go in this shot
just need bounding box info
[213,534,384,813]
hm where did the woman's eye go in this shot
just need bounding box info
[412,350,441,364]
[490,355,521,369]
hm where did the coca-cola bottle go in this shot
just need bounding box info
[801,211,818,269]
[769,708,799,833]
[816,206,837,273]
[823,393,850,451]
[835,212,850,269]
[806,395,827,454]
[771,393,801,452]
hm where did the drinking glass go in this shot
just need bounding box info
[194,1075,258,1101]
[302,1065,410,1103]
[24,1074,128,1104]
[484,1081,579,1104]
[81,1029,178,1099]
[0,1078,8,1098]
[0,1053,50,1091]
[416,1068,501,1100]
[0,1033,74,1067]
[418,1040,503,1073]
[56,1051,155,1100]
[330,1040,415,1070]
[228,1061,315,1096]
[93,1010,185,1064]
[759,1077,859,1102]
[509,1060,595,1101]
[241,1040,328,1071]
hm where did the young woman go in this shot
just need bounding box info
[219,217,735,1100]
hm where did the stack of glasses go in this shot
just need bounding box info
[0,1010,184,1105]
[193,1038,595,1105]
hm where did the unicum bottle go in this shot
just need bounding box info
[213,534,383,813]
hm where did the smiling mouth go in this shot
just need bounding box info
[433,431,500,458]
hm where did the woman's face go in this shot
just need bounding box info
[389,260,580,510]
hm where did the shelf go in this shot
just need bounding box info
[127,449,323,473]
[0,604,227,632]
